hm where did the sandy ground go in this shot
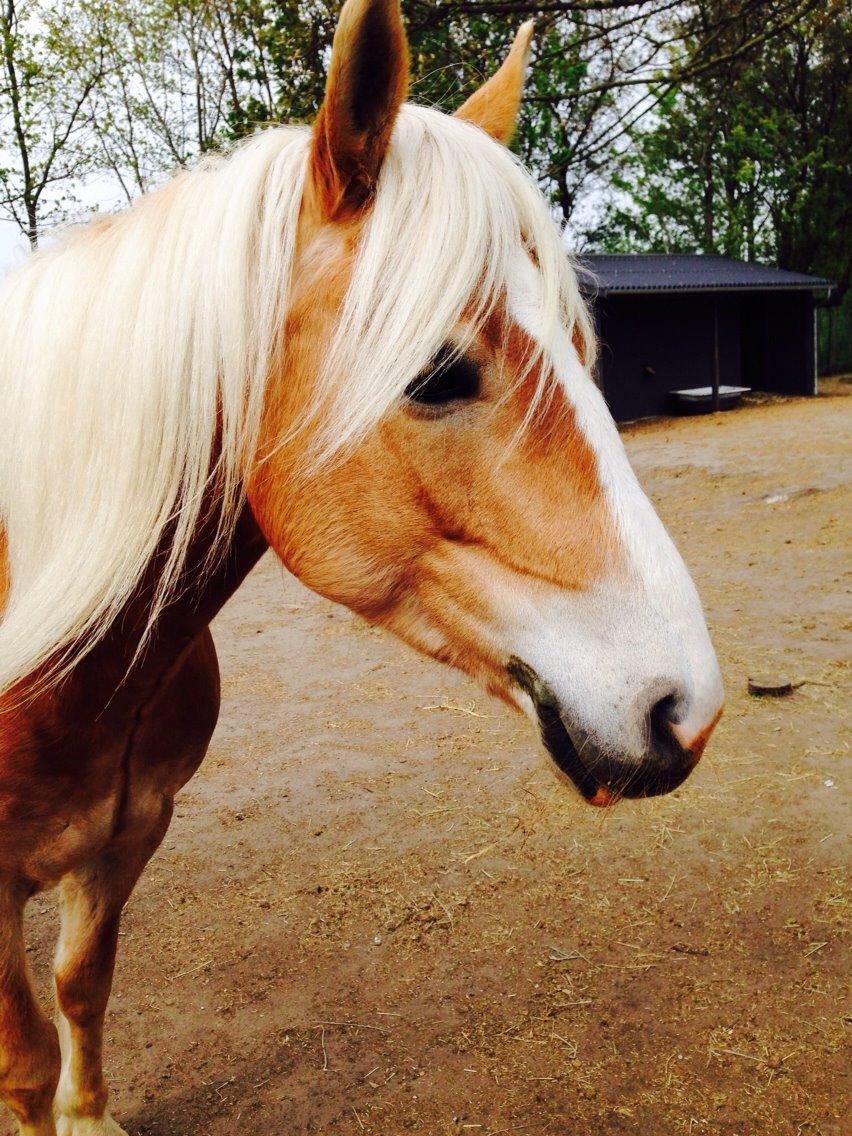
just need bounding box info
[16,386,850,1136]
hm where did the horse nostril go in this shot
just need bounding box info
[650,692,680,734]
[648,689,721,776]
[647,691,694,782]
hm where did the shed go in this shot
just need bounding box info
[581,254,832,422]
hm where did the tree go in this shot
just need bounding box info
[0,0,105,246]
[597,0,850,295]
[86,0,266,200]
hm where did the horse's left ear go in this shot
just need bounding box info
[309,0,409,220]
[455,21,535,145]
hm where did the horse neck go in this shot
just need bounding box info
[134,504,268,656]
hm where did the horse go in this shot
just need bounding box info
[0,2,724,1132]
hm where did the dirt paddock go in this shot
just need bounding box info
[16,386,850,1136]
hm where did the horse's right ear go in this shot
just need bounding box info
[309,0,409,220]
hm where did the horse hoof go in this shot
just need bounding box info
[55,1116,128,1136]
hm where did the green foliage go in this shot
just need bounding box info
[0,0,106,244]
[598,1,851,293]
[819,292,852,376]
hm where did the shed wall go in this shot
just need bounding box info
[739,293,816,394]
[595,290,816,421]
[595,293,741,421]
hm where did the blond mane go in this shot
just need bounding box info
[0,105,594,696]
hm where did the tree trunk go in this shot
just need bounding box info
[25,199,37,249]
[701,148,714,251]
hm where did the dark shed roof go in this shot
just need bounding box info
[580,254,832,295]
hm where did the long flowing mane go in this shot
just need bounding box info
[0,106,594,697]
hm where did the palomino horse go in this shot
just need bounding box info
[0,1,723,1132]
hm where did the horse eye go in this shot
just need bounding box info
[404,345,480,406]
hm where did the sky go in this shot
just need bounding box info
[0,218,28,275]
[0,172,128,276]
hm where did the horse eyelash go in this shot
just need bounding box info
[404,345,481,407]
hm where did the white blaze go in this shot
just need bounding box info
[505,254,723,759]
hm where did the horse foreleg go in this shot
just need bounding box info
[52,629,220,1136]
[0,883,61,1136]
[52,800,172,1136]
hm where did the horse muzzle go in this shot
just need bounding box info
[507,656,715,807]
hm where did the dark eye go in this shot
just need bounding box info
[404,344,480,406]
